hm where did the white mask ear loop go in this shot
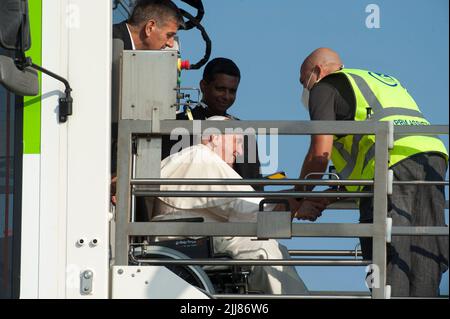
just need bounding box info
[301,67,316,110]
[305,67,315,90]
[301,87,310,110]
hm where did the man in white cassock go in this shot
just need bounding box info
[152,116,309,295]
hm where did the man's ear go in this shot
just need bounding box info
[144,20,156,37]
[210,134,220,146]
[199,79,207,94]
[317,64,329,79]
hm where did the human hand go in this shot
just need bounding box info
[111,175,117,206]
[292,198,329,221]
[272,203,286,211]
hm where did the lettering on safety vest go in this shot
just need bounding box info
[393,119,429,126]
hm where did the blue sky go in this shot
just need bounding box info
[115,0,449,294]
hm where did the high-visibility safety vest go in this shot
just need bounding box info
[328,68,448,191]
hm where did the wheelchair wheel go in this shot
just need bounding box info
[132,246,215,295]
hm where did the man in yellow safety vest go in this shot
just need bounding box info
[293,47,448,297]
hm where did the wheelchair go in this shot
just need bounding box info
[129,199,290,295]
[129,218,253,295]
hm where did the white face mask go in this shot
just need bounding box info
[301,68,316,110]
[301,87,310,110]
[301,64,344,110]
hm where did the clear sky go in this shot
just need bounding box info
[114,0,449,294]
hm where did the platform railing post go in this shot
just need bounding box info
[371,121,392,299]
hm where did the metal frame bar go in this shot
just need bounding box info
[131,178,448,186]
[394,125,449,135]
[327,199,449,210]
[131,258,372,266]
[392,226,449,236]
[131,178,374,186]
[123,119,382,135]
[115,122,133,265]
[126,222,375,237]
[288,250,363,257]
[371,122,391,298]
[132,190,373,198]
[114,117,449,300]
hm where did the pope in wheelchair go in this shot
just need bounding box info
[150,116,309,295]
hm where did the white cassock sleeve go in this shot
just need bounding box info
[205,197,263,222]
[158,145,274,222]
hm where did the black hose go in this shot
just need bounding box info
[179,8,211,70]
[179,0,205,30]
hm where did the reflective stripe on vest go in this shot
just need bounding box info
[347,73,427,121]
[357,134,441,180]
[333,135,363,179]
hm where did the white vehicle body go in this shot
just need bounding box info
[19,0,112,298]
[0,0,447,300]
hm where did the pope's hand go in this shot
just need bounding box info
[291,198,329,221]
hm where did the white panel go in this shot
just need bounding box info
[64,0,112,298]
[19,155,40,298]
[38,0,68,298]
[112,266,210,299]
[34,0,111,298]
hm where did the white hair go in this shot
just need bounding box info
[205,115,230,121]
[201,115,230,142]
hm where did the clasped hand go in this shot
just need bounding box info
[289,198,329,221]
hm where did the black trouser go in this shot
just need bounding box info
[359,152,448,297]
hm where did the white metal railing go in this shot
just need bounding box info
[114,120,449,299]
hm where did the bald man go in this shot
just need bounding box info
[293,48,448,297]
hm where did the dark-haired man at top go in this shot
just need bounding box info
[111,0,185,194]
[113,0,184,51]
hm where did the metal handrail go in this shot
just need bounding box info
[152,119,384,135]
[115,120,449,299]
[131,178,449,186]
[327,199,449,210]
[127,222,374,237]
[394,125,449,135]
[130,178,374,186]
[132,190,373,198]
[392,226,449,236]
[288,250,363,257]
[393,181,449,186]
[131,258,372,266]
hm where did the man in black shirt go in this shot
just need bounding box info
[162,58,263,190]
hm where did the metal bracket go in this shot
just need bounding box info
[388,121,394,150]
[151,106,160,133]
[387,169,393,195]
[257,211,292,240]
[59,94,73,123]
[385,285,392,299]
[354,243,361,259]
[80,270,94,295]
[386,217,393,244]
[304,172,340,180]
[25,60,73,123]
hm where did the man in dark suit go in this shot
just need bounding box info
[111,0,184,208]
[113,0,184,50]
